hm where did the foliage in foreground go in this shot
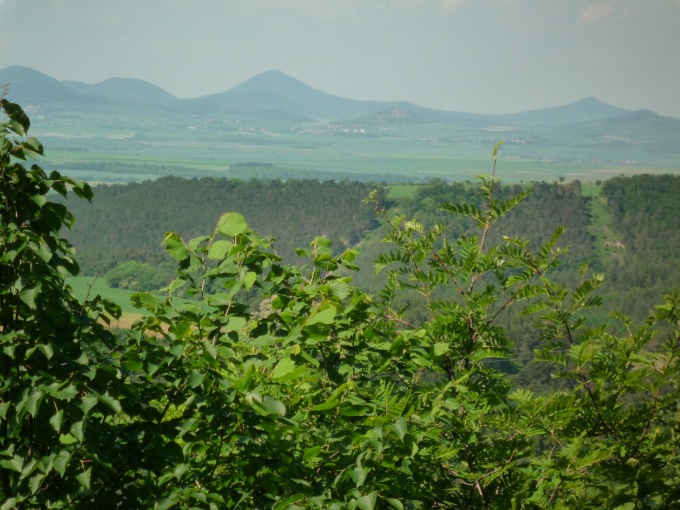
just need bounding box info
[1,99,679,508]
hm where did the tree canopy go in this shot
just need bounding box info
[1,99,679,508]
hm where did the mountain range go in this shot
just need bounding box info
[1,65,679,167]
[2,65,675,126]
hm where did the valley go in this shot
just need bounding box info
[3,66,679,184]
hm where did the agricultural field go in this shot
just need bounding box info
[27,101,678,185]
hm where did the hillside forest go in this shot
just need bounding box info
[61,171,680,326]
[2,98,680,508]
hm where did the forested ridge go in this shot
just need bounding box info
[60,177,379,272]
[3,99,680,508]
[60,173,680,322]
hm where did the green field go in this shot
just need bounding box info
[68,276,149,315]
[67,276,192,325]
[34,106,680,185]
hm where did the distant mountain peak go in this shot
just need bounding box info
[228,69,317,95]
[0,65,77,103]
[498,97,630,126]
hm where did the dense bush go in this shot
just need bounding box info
[2,100,679,508]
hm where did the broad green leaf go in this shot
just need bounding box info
[243,271,257,289]
[0,455,23,473]
[223,316,247,332]
[163,232,188,260]
[52,450,71,476]
[217,212,247,236]
[76,467,92,489]
[271,357,296,380]
[59,434,78,445]
[433,342,449,356]
[44,382,77,400]
[19,287,38,309]
[392,417,407,441]
[188,371,205,388]
[208,239,232,260]
[303,446,322,462]
[262,395,286,416]
[25,389,42,417]
[49,409,63,432]
[23,136,44,157]
[70,420,84,442]
[131,292,159,310]
[155,497,177,510]
[387,499,404,510]
[356,492,377,510]
[80,393,98,415]
[37,342,54,360]
[179,418,198,437]
[97,392,122,413]
[351,466,368,487]
[311,400,341,412]
[0,499,17,510]
[306,306,336,326]
[28,472,46,495]
[30,194,47,207]
[2,101,30,134]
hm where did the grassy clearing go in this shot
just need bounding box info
[68,276,188,311]
[68,276,196,330]
[68,276,143,315]
[387,184,421,200]
[585,194,625,267]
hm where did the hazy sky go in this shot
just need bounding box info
[1,0,679,117]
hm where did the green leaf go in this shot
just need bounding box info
[28,472,46,495]
[217,212,247,236]
[59,434,78,445]
[311,400,341,412]
[131,292,159,310]
[53,450,70,475]
[356,492,377,510]
[387,499,404,510]
[179,418,198,437]
[76,467,92,489]
[23,136,44,157]
[271,357,296,380]
[2,100,30,134]
[70,421,84,442]
[97,392,122,413]
[0,455,24,473]
[303,446,322,463]
[392,417,407,441]
[49,409,64,432]
[155,497,177,510]
[30,194,47,207]
[188,371,205,388]
[80,393,98,415]
[208,239,232,260]
[433,342,449,356]
[306,306,336,326]
[262,395,286,416]
[163,232,188,260]
[243,271,257,289]
[351,466,368,487]
[19,287,38,309]
[25,389,42,417]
